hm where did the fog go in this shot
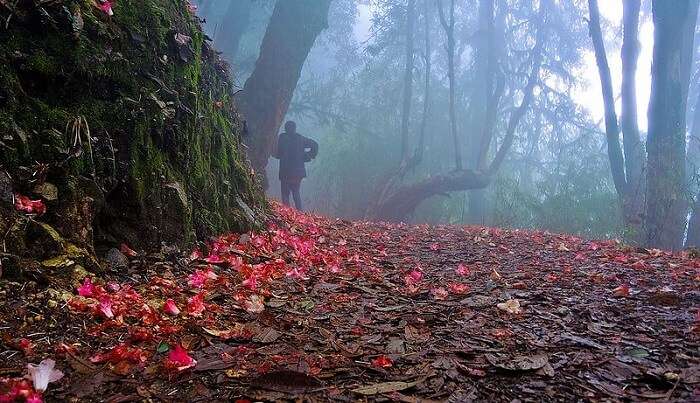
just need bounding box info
[194,0,700,250]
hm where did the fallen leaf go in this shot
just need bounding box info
[497,299,522,314]
[486,354,548,371]
[251,370,321,393]
[352,381,416,395]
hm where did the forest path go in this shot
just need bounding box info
[1,205,698,401]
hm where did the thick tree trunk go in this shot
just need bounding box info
[369,170,491,221]
[684,83,700,246]
[400,0,416,162]
[687,190,700,247]
[238,0,332,185]
[646,0,698,250]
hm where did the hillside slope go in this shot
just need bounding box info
[0,0,266,278]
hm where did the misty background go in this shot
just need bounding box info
[193,0,700,247]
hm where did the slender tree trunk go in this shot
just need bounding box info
[416,0,431,163]
[620,0,646,242]
[400,0,416,162]
[488,0,548,175]
[438,0,461,170]
[368,0,547,222]
[467,0,496,224]
[588,0,627,197]
[646,0,699,250]
[214,0,252,63]
[238,0,332,186]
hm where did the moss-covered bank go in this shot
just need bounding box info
[0,0,267,261]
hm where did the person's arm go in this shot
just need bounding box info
[303,137,318,162]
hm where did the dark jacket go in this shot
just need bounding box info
[274,131,318,181]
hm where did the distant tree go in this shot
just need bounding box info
[215,0,253,62]
[645,0,698,249]
[437,0,461,170]
[400,0,416,162]
[238,0,332,186]
[587,0,645,243]
[368,0,549,221]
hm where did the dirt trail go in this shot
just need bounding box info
[1,205,698,401]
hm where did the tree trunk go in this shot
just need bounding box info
[400,0,416,162]
[214,0,252,63]
[466,0,496,224]
[588,0,626,197]
[684,81,700,246]
[370,170,491,221]
[365,0,432,219]
[238,0,332,185]
[620,0,646,242]
[438,0,461,170]
[646,0,699,250]
[368,0,547,222]
[687,188,700,247]
[416,0,432,163]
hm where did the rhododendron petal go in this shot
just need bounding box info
[26,395,43,403]
[165,345,197,371]
[26,359,63,392]
[19,338,34,355]
[77,277,95,297]
[448,283,469,294]
[285,266,309,280]
[163,298,180,316]
[99,296,114,319]
[96,0,114,15]
[187,293,206,317]
[371,355,393,368]
[14,194,46,215]
[613,284,630,297]
[455,264,470,276]
[431,287,448,300]
[404,269,423,286]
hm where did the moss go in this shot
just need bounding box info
[0,0,268,252]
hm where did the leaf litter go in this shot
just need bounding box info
[0,203,698,401]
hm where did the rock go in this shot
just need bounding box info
[237,196,257,224]
[0,170,12,206]
[0,253,21,279]
[71,265,90,284]
[22,221,100,272]
[41,255,76,269]
[24,221,65,259]
[33,182,58,201]
[105,248,129,270]
[161,181,190,245]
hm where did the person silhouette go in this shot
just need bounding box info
[273,121,318,211]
